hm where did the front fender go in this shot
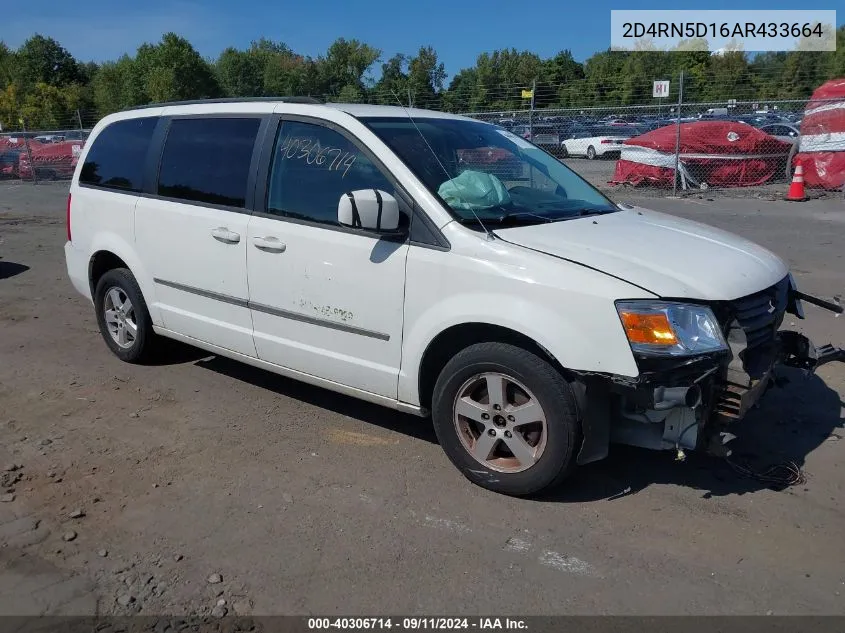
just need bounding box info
[398,291,641,406]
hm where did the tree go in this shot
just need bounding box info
[4,29,845,126]
[825,26,845,77]
[407,46,445,109]
[264,53,315,96]
[134,33,221,103]
[20,82,68,128]
[216,47,264,97]
[319,38,380,97]
[93,55,146,113]
[0,43,14,88]
[337,84,363,103]
[441,68,478,112]
[0,83,21,129]
[372,54,408,104]
[582,50,627,106]
[15,35,82,88]
[537,50,584,107]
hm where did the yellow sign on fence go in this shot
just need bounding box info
[521,89,534,99]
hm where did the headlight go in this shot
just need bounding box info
[615,301,728,357]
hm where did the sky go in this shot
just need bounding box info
[1,0,842,81]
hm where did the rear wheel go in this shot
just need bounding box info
[431,342,581,496]
[586,145,596,160]
[94,268,158,363]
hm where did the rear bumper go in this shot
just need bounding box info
[64,241,91,303]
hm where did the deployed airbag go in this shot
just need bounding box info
[437,170,511,211]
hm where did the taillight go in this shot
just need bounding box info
[600,139,614,144]
[66,193,72,242]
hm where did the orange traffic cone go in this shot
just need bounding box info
[786,162,808,202]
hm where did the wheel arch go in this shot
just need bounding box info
[88,250,129,298]
[416,322,577,413]
[85,235,160,325]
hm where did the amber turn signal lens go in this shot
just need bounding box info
[619,311,678,346]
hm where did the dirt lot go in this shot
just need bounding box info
[0,180,843,617]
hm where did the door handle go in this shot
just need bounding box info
[211,227,240,244]
[252,236,286,253]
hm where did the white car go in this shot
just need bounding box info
[33,134,65,144]
[561,126,637,159]
[64,98,843,496]
[759,123,801,177]
[759,122,800,146]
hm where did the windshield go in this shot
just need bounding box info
[361,116,618,226]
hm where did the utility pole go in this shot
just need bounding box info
[672,71,684,197]
[528,78,536,140]
[21,119,38,186]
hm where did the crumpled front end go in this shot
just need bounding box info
[574,274,843,464]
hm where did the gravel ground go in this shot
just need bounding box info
[0,180,843,617]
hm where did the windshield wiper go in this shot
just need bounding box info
[573,208,617,217]
[455,207,617,227]
[456,212,553,226]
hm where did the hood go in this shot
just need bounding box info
[494,206,788,300]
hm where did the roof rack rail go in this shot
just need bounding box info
[122,96,323,111]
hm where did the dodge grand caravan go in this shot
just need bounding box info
[64,97,844,496]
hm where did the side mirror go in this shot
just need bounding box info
[337,189,401,232]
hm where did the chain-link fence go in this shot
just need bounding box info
[3,72,844,199]
[0,110,97,184]
[458,98,808,198]
[361,69,843,199]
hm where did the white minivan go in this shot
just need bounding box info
[64,98,843,496]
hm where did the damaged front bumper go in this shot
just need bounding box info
[574,281,843,465]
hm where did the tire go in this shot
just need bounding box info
[586,145,596,160]
[431,342,581,497]
[94,268,157,363]
[559,145,569,158]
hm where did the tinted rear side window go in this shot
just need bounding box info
[79,117,157,192]
[157,118,261,208]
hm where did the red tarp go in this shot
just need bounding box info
[19,140,83,179]
[0,137,25,149]
[611,121,791,188]
[0,138,31,177]
[796,78,845,190]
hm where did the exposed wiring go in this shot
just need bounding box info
[724,457,806,487]
[674,421,700,458]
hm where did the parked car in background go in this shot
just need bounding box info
[759,122,800,178]
[510,123,566,156]
[0,148,22,178]
[63,130,90,141]
[458,143,523,181]
[759,122,800,145]
[561,125,639,159]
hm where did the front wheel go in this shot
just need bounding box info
[431,342,581,496]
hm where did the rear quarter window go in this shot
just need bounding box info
[157,117,261,209]
[79,117,158,192]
